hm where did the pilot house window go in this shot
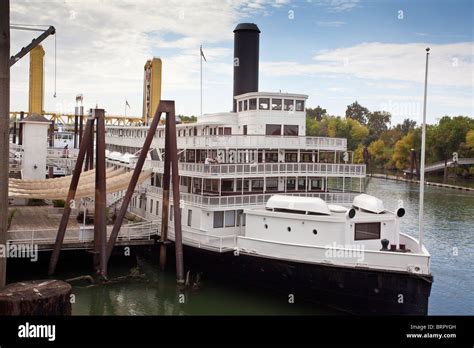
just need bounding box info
[355,222,381,240]
[249,98,257,110]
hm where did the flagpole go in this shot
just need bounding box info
[418,47,430,253]
[200,45,203,118]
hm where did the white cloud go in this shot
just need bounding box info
[261,42,474,88]
[9,0,280,115]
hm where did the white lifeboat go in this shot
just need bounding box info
[266,195,331,215]
[352,194,385,214]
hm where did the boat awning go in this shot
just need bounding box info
[8,168,152,200]
[266,195,331,215]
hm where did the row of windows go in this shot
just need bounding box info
[238,98,305,112]
[265,124,299,136]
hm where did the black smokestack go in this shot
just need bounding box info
[233,23,260,112]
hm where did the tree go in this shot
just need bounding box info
[306,106,327,121]
[368,139,387,168]
[178,115,197,123]
[393,132,416,171]
[466,130,474,149]
[367,111,391,139]
[396,118,417,136]
[426,116,473,182]
[345,101,369,125]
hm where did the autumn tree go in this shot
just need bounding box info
[345,101,370,125]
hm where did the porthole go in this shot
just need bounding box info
[287,227,291,232]
[264,224,268,229]
[313,229,317,235]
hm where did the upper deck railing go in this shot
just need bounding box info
[143,161,366,178]
[106,132,347,151]
[146,186,358,209]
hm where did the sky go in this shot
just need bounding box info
[9,0,474,125]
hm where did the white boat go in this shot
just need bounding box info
[104,23,432,314]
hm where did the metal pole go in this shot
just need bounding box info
[167,107,185,284]
[19,111,24,145]
[12,119,16,144]
[49,120,54,147]
[418,48,430,253]
[200,46,202,118]
[79,106,83,147]
[159,116,171,271]
[106,101,171,261]
[94,109,107,279]
[88,121,94,170]
[0,0,10,288]
[74,107,79,149]
[48,117,94,275]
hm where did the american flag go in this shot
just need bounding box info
[125,99,130,109]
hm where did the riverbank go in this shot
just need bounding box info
[368,173,474,192]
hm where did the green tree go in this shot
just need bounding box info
[306,106,327,121]
[466,130,474,149]
[345,101,369,125]
[368,139,386,167]
[396,118,417,136]
[367,111,391,140]
[426,116,473,182]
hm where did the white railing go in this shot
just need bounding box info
[7,221,158,246]
[147,186,357,208]
[47,148,79,159]
[151,217,237,252]
[106,133,347,151]
[145,161,366,177]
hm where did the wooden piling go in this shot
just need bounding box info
[94,109,107,279]
[48,117,94,275]
[159,115,171,271]
[0,0,10,288]
[0,280,71,315]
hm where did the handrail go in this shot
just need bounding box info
[145,161,366,177]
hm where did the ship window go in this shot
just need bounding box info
[218,127,224,135]
[150,199,153,214]
[187,209,192,227]
[225,210,235,227]
[266,179,278,191]
[284,125,298,136]
[224,127,232,135]
[243,125,247,135]
[284,99,294,111]
[170,205,174,221]
[259,98,270,110]
[249,98,257,110]
[266,124,281,136]
[214,211,224,228]
[271,98,282,110]
[251,179,264,191]
[355,222,381,240]
[295,100,305,111]
[286,178,296,190]
[156,201,159,215]
[243,100,248,111]
[238,100,243,112]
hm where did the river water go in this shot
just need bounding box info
[18,178,473,315]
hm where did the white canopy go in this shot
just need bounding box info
[353,194,385,214]
[8,168,152,200]
[266,195,331,215]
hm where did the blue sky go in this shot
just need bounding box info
[9,0,473,124]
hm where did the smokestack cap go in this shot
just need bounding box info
[234,23,261,33]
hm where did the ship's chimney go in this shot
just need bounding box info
[233,23,260,112]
